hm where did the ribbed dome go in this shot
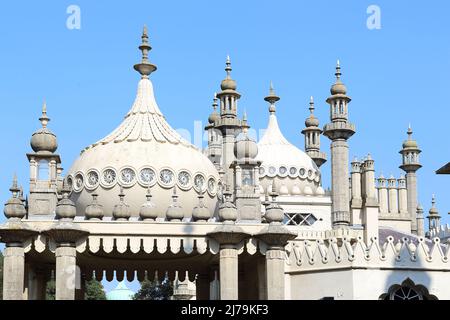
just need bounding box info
[67,76,219,218]
[234,133,258,160]
[257,110,321,196]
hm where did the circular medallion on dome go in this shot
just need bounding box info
[193,173,206,193]
[207,177,217,196]
[268,166,277,177]
[119,167,137,187]
[73,172,85,193]
[101,167,117,188]
[299,168,307,179]
[307,169,314,181]
[279,166,288,177]
[85,169,100,190]
[177,170,192,190]
[289,167,298,178]
[159,168,175,188]
[259,167,266,177]
[138,167,156,187]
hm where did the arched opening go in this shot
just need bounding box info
[38,160,49,181]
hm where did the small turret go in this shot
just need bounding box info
[427,195,441,232]
[3,174,27,219]
[302,96,327,168]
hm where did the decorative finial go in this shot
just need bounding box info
[264,82,280,113]
[432,194,436,207]
[146,185,152,201]
[335,59,342,81]
[172,185,178,199]
[39,100,50,128]
[407,124,413,139]
[309,96,315,114]
[212,92,218,110]
[119,186,125,201]
[10,173,19,195]
[225,55,232,78]
[133,25,157,77]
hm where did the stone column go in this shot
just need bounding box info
[350,159,362,209]
[406,172,418,232]
[3,244,25,300]
[55,245,77,300]
[43,221,88,301]
[255,224,296,300]
[330,139,351,226]
[0,220,38,300]
[207,224,249,300]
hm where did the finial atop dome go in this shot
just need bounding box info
[402,124,419,149]
[429,194,440,216]
[133,25,157,78]
[264,82,280,114]
[305,96,319,127]
[113,186,130,221]
[330,60,347,95]
[166,186,184,221]
[220,55,237,91]
[40,100,50,128]
[208,93,220,124]
[192,191,210,222]
[140,185,158,221]
[85,192,104,220]
[4,173,27,219]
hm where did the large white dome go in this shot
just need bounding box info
[257,108,322,196]
[67,77,220,218]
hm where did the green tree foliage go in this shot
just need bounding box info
[133,277,173,300]
[46,279,55,300]
[85,279,106,300]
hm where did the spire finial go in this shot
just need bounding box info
[39,100,50,128]
[146,184,152,201]
[407,124,413,139]
[264,81,280,113]
[432,194,436,207]
[335,59,342,81]
[10,173,19,195]
[212,93,218,111]
[225,55,232,78]
[133,25,157,77]
[309,96,315,115]
[118,186,125,202]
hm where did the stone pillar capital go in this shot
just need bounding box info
[0,219,38,245]
[207,223,250,247]
[254,223,297,248]
[42,221,89,247]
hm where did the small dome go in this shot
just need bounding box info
[31,128,58,153]
[221,78,237,91]
[192,194,210,222]
[330,82,347,95]
[56,192,76,219]
[234,134,258,159]
[112,191,130,221]
[305,115,319,127]
[208,111,219,124]
[106,282,134,300]
[85,193,104,220]
[139,189,158,221]
[402,139,418,149]
[166,188,183,221]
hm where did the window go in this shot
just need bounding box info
[284,213,317,226]
[37,160,49,181]
[379,278,437,301]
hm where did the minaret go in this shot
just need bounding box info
[427,195,441,232]
[399,125,422,234]
[301,96,327,168]
[213,56,246,182]
[27,101,62,216]
[205,93,222,168]
[323,60,356,228]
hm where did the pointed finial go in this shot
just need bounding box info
[407,124,413,139]
[39,100,50,128]
[432,194,436,207]
[264,81,280,112]
[134,25,157,77]
[212,92,218,110]
[119,186,125,201]
[335,59,342,81]
[225,55,232,78]
[146,185,152,201]
[309,96,315,114]
[10,173,19,195]
[172,185,178,199]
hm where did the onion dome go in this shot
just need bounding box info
[166,187,183,221]
[66,26,219,217]
[55,184,76,220]
[4,174,26,219]
[208,93,220,124]
[220,56,237,91]
[139,186,158,221]
[30,101,58,154]
[192,192,210,222]
[84,193,104,220]
[330,60,347,95]
[112,187,130,221]
[402,125,419,149]
[258,85,321,196]
[218,185,237,222]
[428,195,440,216]
[305,96,319,127]
[234,128,258,160]
[264,181,284,223]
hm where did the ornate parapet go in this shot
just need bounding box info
[285,235,450,272]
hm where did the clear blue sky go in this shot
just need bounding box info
[0,0,449,293]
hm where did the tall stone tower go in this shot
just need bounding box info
[213,56,246,185]
[301,96,327,168]
[323,61,355,229]
[27,102,61,216]
[399,125,421,235]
